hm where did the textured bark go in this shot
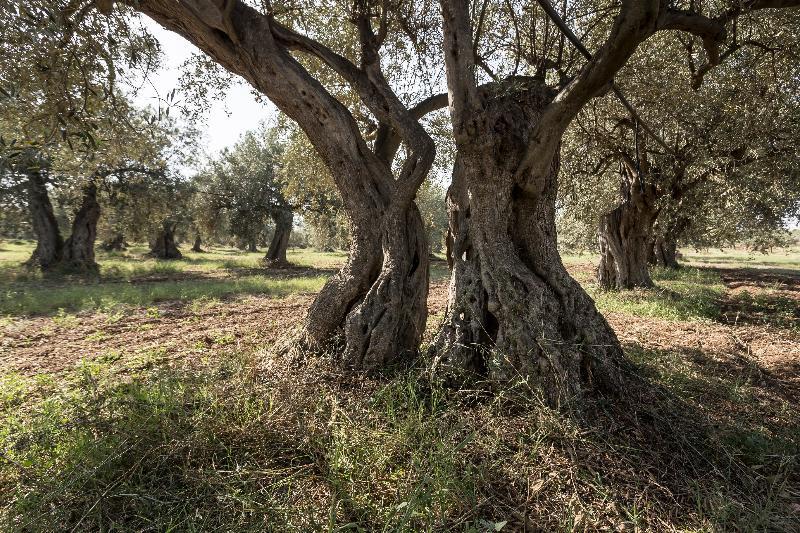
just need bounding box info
[102,233,126,251]
[24,167,64,270]
[597,200,659,290]
[340,204,428,369]
[191,235,204,253]
[301,199,429,370]
[432,85,624,404]
[264,209,292,266]
[653,215,690,269]
[247,240,258,253]
[432,0,662,401]
[149,222,182,259]
[647,238,658,266]
[62,182,100,273]
[653,235,679,268]
[135,0,433,370]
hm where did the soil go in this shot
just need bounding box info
[1,264,797,399]
[0,294,314,375]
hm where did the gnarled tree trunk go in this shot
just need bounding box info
[264,208,292,266]
[301,186,429,370]
[652,216,689,269]
[191,235,204,253]
[102,233,126,251]
[149,221,182,259]
[136,0,433,371]
[652,235,678,269]
[432,85,623,404]
[24,165,64,270]
[62,182,100,273]
[597,199,659,290]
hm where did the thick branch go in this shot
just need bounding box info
[517,1,661,184]
[657,0,800,88]
[271,17,434,205]
[439,0,481,134]
[133,0,393,217]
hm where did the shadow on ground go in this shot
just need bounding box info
[1,342,797,531]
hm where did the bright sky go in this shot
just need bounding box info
[132,20,278,161]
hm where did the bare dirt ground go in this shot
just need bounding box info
[2,264,798,401]
[0,293,314,375]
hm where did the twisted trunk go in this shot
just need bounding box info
[136,0,432,370]
[264,209,292,266]
[25,168,63,270]
[597,200,659,290]
[653,216,690,269]
[149,221,182,259]
[62,182,100,273]
[302,193,429,370]
[102,233,126,251]
[191,235,204,253]
[432,86,623,404]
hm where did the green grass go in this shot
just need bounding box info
[1,241,798,530]
[0,275,326,316]
[589,266,727,321]
[682,246,800,270]
[0,346,796,531]
[0,241,335,316]
[728,289,799,330]
[0,241,346,284]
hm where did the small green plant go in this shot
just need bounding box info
[85,331,108,342]
[212,332,236,345]
[52,308,80,328]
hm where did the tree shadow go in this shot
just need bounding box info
[2,340,797,531]
[712,266,800,291]
[464,343,799,530]
[711,266,799,330]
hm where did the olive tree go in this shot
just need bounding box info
[430,0,800,402]
[37,0,800,401]
[559,15,800,285]
[0,0,163,271]
[194,125,295,264]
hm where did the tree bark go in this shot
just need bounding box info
[247,239,257,253]
[301,191,429,370]
[652,215,690,269]
[264,208,292,266]
[191,235,204,253]
[432,85,624,404]
[62,181,101,273]
[149,221,182,259]
[652,235,679,269]
[135,0,433,370]
[24,166,64,270]
[597,199,659,290]
[102,233,126,251]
